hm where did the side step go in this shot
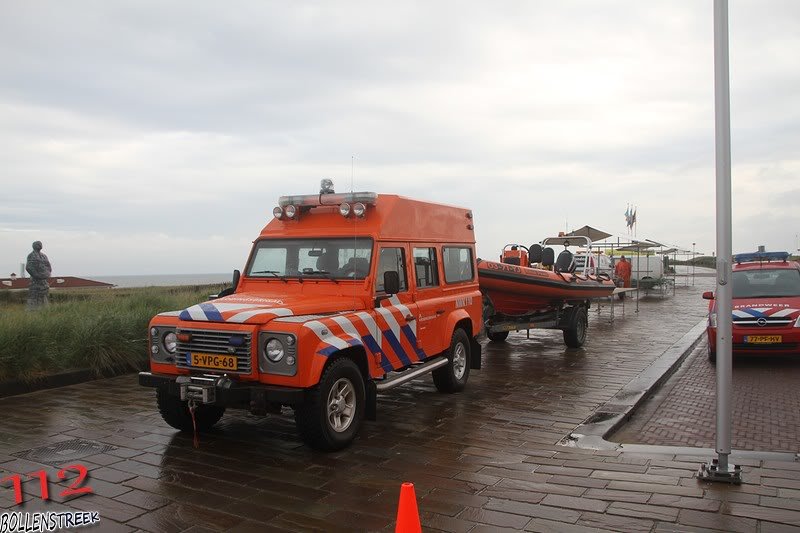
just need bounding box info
[375,356,448,392]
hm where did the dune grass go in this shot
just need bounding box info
[0,285,220,382]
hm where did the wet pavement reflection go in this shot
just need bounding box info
[5,277,799,532]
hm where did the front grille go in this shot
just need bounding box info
[176,328,252,374]
[733,317,793,328]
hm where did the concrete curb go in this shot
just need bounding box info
[0,363,147,399]
[562,318,708,451]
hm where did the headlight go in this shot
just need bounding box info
[266,338,284,362]
[794,316,800,328]
[709,312,717,328]
[163,332,178,353]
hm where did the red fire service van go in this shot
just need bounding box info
[140,180,482,450]
[703,251,800,362]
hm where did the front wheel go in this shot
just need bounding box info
[294,358,365,451]
[433,329,471,393]
[563,307,588,348]
[156,388,225,432]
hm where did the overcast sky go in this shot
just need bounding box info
[1,1,798,276]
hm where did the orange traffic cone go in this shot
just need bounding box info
[395,482,421,533]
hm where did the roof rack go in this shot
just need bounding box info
[733,251,790,264]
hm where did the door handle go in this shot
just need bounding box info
[435,309,445,315]
[405,314,416,321]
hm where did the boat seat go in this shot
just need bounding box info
[541,247,555,267]
[555,250,575,273]
[528,244,543,264]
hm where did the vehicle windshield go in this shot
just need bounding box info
[247,237,373,279]
[732,268,800,298]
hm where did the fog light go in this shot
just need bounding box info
[353,202,366,217]
[339,202,351,217]
[272,206,283,219]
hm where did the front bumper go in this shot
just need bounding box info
[139,372,306,408]
[707,327,800,355]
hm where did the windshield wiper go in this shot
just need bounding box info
[251,270,288,282]
[299,270,339,284]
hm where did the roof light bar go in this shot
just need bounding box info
[279,191,377,208]
[733,251,790,263]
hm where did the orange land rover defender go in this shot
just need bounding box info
[139,180,482,450]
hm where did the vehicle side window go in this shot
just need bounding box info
[443,246,474,284]
[413,247,439,289]
[376,247,408,293]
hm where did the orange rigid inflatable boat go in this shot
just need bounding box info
[477,241,616,316]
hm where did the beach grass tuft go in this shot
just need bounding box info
[0,285,220,382]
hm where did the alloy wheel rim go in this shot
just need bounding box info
[327,377,356,433]
[452,343,466,380]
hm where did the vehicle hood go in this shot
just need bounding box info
[730,297,800,320]
[177,293,365,325]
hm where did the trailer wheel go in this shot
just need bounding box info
[156,388,225,432]
[433,329,471,393]
[294,358,365,451]
[563,307,588,348]
[487,330,509,342]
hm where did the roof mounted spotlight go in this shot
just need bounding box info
[284,204,297,219]
[272,206,283,219]
[352,202,366,217]
[339,202,351,217]
[320,179,335,194]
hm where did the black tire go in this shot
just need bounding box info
[156,388,225,432]
[294,358,365,451]
[563,307,588,348]
[708,344,717,363]
[433,329,471,393]
[487,330,509,343]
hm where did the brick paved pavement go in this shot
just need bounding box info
[612,338,800,452]
[3,277,800,532]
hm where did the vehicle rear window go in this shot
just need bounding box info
[732,269,800,298]
[443,246,474,284]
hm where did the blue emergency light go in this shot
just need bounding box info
[733,251,790,263]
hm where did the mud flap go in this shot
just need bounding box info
[470,337,482,370]
[365,380,377,421]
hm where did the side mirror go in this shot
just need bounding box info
[214,269,240,299]
[702,291,714,300]
[383,271,400,295]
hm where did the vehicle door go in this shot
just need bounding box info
[411,246,448,357]
[372,244,423,370]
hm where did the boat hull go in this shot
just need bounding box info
[477,259,616,316]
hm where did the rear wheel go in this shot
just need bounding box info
[487,330,509,342]
[563,307,588,348]
[156,388,225,432]
[295,358,365,451]
[433,329,471,393]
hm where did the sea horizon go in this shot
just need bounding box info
[89,273,232,288]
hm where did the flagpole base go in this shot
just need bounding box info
[698,459,742,484]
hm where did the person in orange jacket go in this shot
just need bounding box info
[614,255,632,297]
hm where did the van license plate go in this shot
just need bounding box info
[190,353,238,371]
[744,335,781,344]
